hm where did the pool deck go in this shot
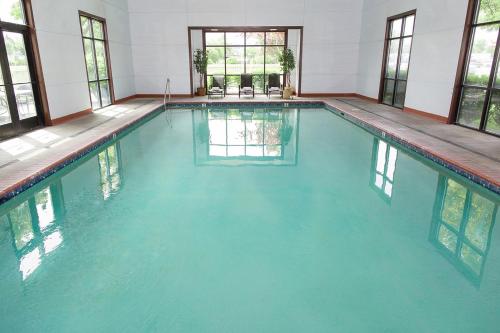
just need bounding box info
[0,96,499,202]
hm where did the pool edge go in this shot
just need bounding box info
[0,99,498,205]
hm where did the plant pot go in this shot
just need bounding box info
[283,87,293,100]
[197,87,206,96]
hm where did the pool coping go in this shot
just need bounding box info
[0,99,498,205]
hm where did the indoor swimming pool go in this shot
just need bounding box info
[0,105,498,332]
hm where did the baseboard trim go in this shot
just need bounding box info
[115,95,138,104]
[51,108,92,126]
[403,107,448,123]
[299,93,358,98]
[354,94,379,103]
[135,93,192,99]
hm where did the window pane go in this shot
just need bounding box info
[403,15,415,36]
[14,84,36,119]
[226,75,240,94]
[383,79,395,104]
[266,32,285,45]
[95,40,108,80]
[476,0,500,24]
[9,201,34,250]
[35,187,55,231]
[253,74,264,93]
[0,0,25,25]
[89,81,100,109]
[438,225,458,253]
[486,90,500,134]
[0,87,12,125]
[246,46,264,74]
[265,46,283,74]
[385,39,399,79]
[4,32,31,84]
[226,32,244,45]
[246,32,264,45]
[441,179,467,230]
[466,193,495,252]
[92,20,104,39]
[394,81,407,108]
[398,37,412,79]
[457,87,487,128]
[100,80,111,107]
[464,25,498,87]
[207,47,225,75]
[83,39,97,81]
[225,47,244,74]
[460,243,483,274]
[390,18,402,38]
[80,16,92,38]
[205,32,224,46]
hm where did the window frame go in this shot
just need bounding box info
[370,138,398,203]
[203,29,288,95]
[449,0,500,137]
[78,11,114,110]
[429,175,498,286]
[378,9,417,109]
[0,0,48,140]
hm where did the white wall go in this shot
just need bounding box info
[29,0,471,120]
[127,0,364,95]
[356,0,469,117]
[31,0,135,119]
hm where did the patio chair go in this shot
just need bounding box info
[266,73,283,99]
[239,74,254,98]
[208,76,226,99]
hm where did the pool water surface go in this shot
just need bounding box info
[0,107,499,332]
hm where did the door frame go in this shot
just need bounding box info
[0,0,49,139]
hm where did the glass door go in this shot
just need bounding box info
[380,12,416,108]
[205,30,286,95]
[455,0,500,135]
[0,0,42,140]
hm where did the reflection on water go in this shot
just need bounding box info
[0,182,65,280]
[370,138,398,201]
[98,143,122,200]
[430,175,498,286]
[192,108,299,166]
[0,142,123,282]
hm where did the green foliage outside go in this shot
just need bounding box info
[477,0,500,24]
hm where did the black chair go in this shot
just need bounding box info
[208,76,226,99]
[266,73,283,99]
[239,74,254,98]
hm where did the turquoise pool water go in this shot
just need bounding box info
[0,107,499,332]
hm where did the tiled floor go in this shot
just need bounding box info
[0,96,499,200]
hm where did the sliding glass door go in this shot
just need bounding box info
[79,12,113,110]
[380,11,416,108]
[0,0,43,139]
[455,0,500,135]
[205,30,286,94]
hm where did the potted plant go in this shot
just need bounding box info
[278,48,296,99]
[193,49,208,96]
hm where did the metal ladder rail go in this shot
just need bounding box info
[164,78,172,126]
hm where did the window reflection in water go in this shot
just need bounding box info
[0,182,65,281]
[370,138,398,201]
[193,108,299,166]
[430,175,498,286]
[98,143,122,200]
